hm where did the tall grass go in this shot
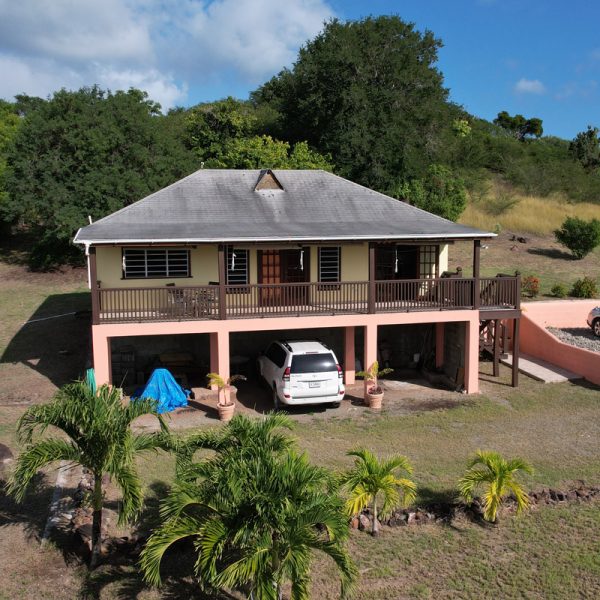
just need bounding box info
[461,192,600,235]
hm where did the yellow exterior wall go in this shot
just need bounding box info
[96,245,219,288]
[439,244,449,275]
[342,243,369,281]
[96,242,447,288]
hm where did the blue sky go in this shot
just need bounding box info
[0,0,598,139]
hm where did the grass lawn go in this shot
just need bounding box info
[0,239,599,598]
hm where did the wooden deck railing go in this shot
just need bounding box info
[93,276,520,324]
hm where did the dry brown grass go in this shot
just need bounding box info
[461,190,600,235]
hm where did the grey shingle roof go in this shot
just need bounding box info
[73,169,494,244]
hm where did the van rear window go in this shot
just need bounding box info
[291,353,336,374]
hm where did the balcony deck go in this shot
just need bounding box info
[93,277,520,324]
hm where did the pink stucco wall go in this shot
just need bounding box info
[520,300,600,386]
[92,310,481,394]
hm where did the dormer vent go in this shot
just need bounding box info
[254,169,284,191]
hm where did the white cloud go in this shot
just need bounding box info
[0,0,334,110]
[514,78,546,94]
[176,0,334,80]
[0,1,153,66]
[95,66,188,109]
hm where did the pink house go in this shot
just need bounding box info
[74,169,521,397]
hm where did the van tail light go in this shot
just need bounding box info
[282,367,291,382]
[336,364,343,379]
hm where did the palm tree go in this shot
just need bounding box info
[458,450,533,523]
[340,448,417,536]
[7,381,168,566]
[140,413,357,599]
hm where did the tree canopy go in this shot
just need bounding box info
[252,16,452,191]
[2,87,198,268]
[569,125,600,172]
[493,111,544,141]
[186,97,332,169]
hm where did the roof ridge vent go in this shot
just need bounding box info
[254,169,284,192]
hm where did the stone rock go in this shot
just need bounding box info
[358,514,371,531]
[102,508,119,527]
[407,511,417,525]
[350,517,359,530]
[0,443,14,464]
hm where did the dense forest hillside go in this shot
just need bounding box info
[1,15,599,268]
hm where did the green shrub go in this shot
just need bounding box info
[554,217,600,259]
[398,164,467,222]
[522,275,540,298]
[570,277,598,299]
[550,283,568,298]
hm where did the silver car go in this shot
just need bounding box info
[587,307,600,337]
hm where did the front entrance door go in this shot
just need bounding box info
[258,248,310,306]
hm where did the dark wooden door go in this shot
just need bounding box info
[258,248,310,306]
[376,245,419,301]
[258,250,281,305]
[281,248,309,305]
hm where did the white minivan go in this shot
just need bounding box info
[257,340,345,408]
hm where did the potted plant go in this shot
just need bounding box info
[206,373,247,422]
[356,361,393,409]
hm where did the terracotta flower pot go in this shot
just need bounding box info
[217,402,235,422]
[366,387,384,410]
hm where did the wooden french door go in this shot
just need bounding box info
[258,248,310,306]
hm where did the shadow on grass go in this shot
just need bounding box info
[527,247,575,261]
[0,471,84,564]
[416,486,491,530]
[80,481,236,600]
[0,472,52,539]
[0,292,91,390]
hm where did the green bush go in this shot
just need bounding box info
[554,217,600,259]
[570,277,598,299]
[550,283,568,298]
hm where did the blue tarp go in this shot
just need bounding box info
[85,368,96,394]
[131,368,189,414]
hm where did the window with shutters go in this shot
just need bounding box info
[318,247,341,284]
[226,247,249,286]
[122,248,190,279]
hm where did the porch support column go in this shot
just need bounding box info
[209,329,230,399]
[435,322,445,369]
[493,319,501,377]
[512,318,520,387]
[363,323,378,396]
[89,247,99,325]
[473,239,481,309]
[464,318,479,394]
[368,243,376,314]
[91,327,111,386]
[218,245,227,320]
[209,332,219,390]
[344,326,355,385]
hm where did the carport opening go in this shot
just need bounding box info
[229,327,347,382]
[378,323,466,390]
[228,327,350,412]
[110,333,210,393]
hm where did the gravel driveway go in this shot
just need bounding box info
[547,327,600,353]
